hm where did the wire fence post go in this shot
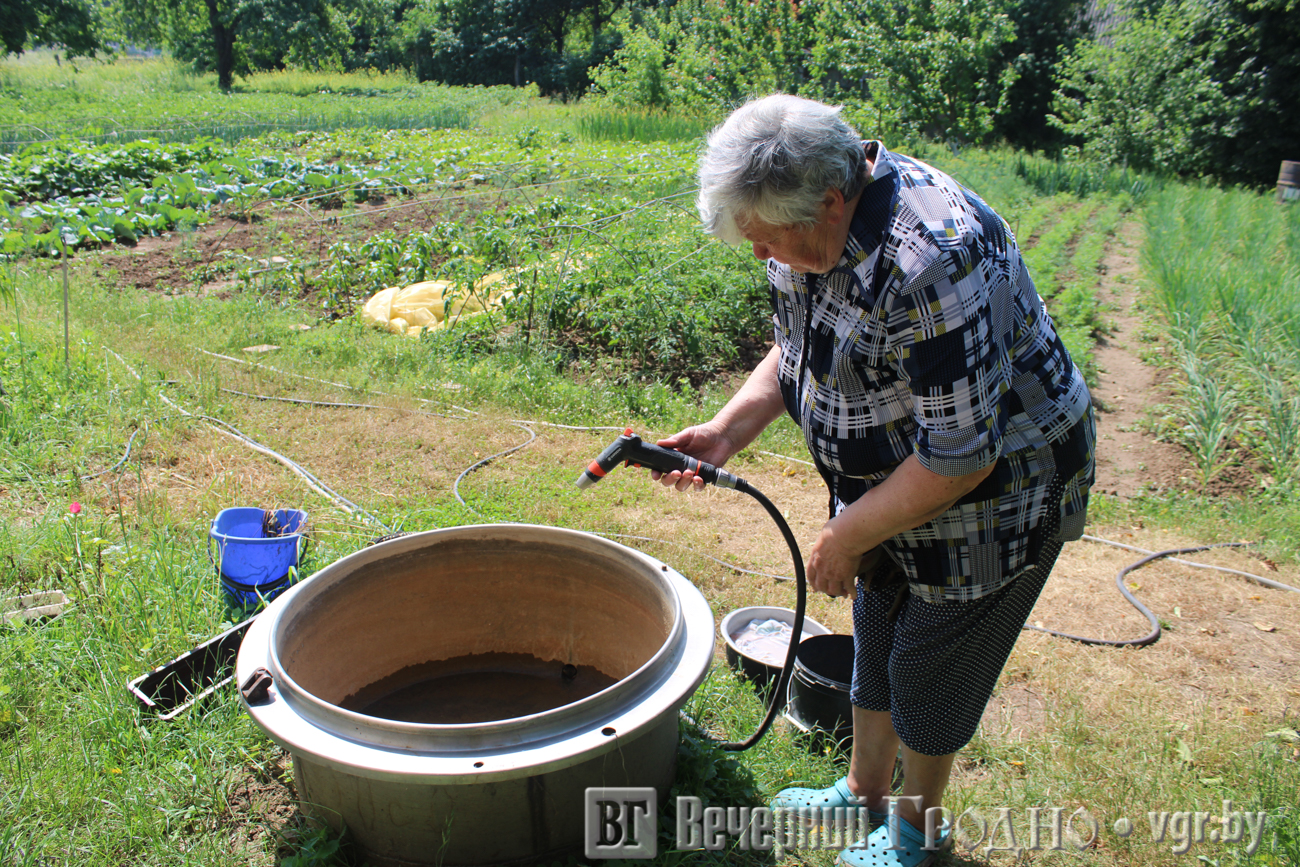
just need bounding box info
[62,237,71,377]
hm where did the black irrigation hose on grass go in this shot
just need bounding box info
[1021,541,1262,648]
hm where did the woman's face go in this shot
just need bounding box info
[738,191,846,275]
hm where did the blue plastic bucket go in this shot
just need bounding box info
[209,508,307,608]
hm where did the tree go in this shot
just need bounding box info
[1199,0,1300,187]
[405,0,526,86]
[991,0,1094,151]
[409,0,623,95]
[331,0,418,72]
[1050,0,1298,185]
[1,0,102,58]
[1051,0,1224,175]
[121,0,348,90]
[815,0,1020,145]
[238,0,350,73]
[592,0,1021,143]
[592,0,816,110]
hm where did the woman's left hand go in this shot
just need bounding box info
[805,521,864,601]
[805,455,998,602]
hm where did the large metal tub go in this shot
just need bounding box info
[237,524,714,866]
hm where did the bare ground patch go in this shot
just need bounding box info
[225,750,300,865]
[87,186,506,303]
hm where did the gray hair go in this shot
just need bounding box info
[697,94,867,244]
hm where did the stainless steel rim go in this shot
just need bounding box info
[237,524,715,783]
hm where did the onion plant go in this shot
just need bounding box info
[1174,351,1242,488]
[1144,185,1300,485]
[1257,374,1300,483]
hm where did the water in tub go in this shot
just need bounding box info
[339,652,618,724]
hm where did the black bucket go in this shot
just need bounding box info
[786,634,854,748]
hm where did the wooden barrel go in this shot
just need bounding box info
[1278,160,1300,203]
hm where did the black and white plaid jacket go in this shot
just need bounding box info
[771,142,1095,602]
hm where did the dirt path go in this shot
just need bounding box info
[1088,219,1186,497]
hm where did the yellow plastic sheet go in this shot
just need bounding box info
[361,253,586,337]
[361,272,511,337]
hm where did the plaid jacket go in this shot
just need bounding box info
[771,142,1094,602]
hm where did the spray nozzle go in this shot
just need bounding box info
[575,428,740,490]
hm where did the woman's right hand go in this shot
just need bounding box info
[652,422,736,492]
[649,344,787,492]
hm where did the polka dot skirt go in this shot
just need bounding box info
[849,473,1068,757]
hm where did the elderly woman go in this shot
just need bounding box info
[654,95,1095,866]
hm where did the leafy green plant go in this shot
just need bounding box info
[576,109,711,143]
[0,137,232,201]
[1255,376,1300,484]
[655,722,766,863]
[1142,184,1300,486]
[1015,153,1161,201]
[0,143,440,255]
[311,186,766,381]
[1173,353,1243,488]
[1020,200,1096,300]
[279,822,349,867]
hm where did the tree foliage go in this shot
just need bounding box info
[1,0,102,58]
[1053,0,1300,186]
[330,0,418,72]
[1199,0,1300,187]
[592,0,1020,145]
[832,0,1019,144]
[591,0,810,109]
[991,0,1094,150]
[406,0,623,96]
[116,0,621,96]
[121,0,350,90]
[1052,0,1228,176]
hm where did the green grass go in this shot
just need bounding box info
[576,108,714,143]
[1006,195,1069,252]
[955,688,1300,866]
[1060,198,1128,303]
[1021,201,1099,301]
[0,52,532,150]
[1014,152,1165,202]
[1044,197,1132,384]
